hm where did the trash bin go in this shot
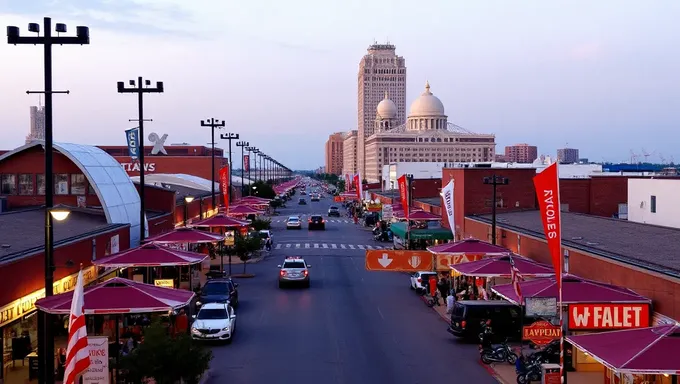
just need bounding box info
[541,363,561,384]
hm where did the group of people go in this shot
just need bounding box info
[423,273,495,313]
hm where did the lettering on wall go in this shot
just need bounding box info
[568,303,650,330]
[120,163,156,172]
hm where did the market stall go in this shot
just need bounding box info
[390,221,453,250]
[227,205,264,219]
[427,238,511,272]
[191,214,251,275]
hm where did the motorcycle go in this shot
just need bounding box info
[515,357,542,384]
[374,230,393,242]
[479,334,518,365]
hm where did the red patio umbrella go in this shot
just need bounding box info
[238,196,271,203]
[394,210,440,220]
[191,214,250,228]
[92,243,208,268]
[491,274,652,305]
[228,205,264,215]
[145,227,225,244]
[35,277,195,314]
[450,255,554,278]
[566,324,680,375]
[428,238,511,255]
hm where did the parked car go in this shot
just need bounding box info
[409,271,438,293]
[197,278,239,308]
[447,301,531,341]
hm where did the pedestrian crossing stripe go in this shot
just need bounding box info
[273,243,384,250]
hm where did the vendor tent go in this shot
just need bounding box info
[451,255,554,278]
[92,243,208,268]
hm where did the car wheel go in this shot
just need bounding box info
[225,335,233,345]
[278,282,284,288]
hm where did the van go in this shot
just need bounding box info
[447,300,528,342]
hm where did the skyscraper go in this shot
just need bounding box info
[356,42,406,177]
[26,105,46,143]
[324,132,344,175]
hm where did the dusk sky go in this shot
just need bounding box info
[1,1,679,169]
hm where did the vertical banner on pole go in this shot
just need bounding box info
[125,127,140,160]
[440,179,455,237]
[353,174,361,200]
[243,155,250,172]
[397,175,409,221]
[219,165,230,213]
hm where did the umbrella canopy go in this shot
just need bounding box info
[228,205,264,215]
[238,196,271,203]
[451,255,554,278]
[428,238,511,255]
[394,210,440,220]
[145,227,225,244]
[191,214,250,228]
[35,277,195,314]
[566,324,680,375]
[491,274,652,305]
[92,243,208,268]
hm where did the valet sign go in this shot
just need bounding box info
[568,303,650,330]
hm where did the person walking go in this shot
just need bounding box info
[428,275,439,306]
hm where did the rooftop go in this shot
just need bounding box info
[415,197,441,207]
[0,208,127,265]
[469,210,680,277]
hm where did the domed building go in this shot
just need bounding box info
[363,81,496,183]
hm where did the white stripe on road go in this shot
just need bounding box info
[275,244,282,249]
[286,244,291,248]
[340,244,347,249]
[358,245,365,250]
[331,244,337,249]
[313,243,319,249]
[348,245,355,249]
[365,245,373,250]
[295,244,301,248]
[305,243,310,249]
[322,243,329,248]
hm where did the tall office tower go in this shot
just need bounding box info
[357,42,406,177]
[26,105,46,143]
[324,132,344,175]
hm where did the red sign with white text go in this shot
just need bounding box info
[568,303,650,330]
[533,163,562,289]
[397,175,409,220]
[219,166,230,212]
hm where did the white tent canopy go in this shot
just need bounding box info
[130,173,255,191]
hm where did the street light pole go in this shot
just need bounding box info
[236,141,249,197]
[483,175,509,245]
[117,77,164,244]
[258,153,265,182]
[220,132,239,204]
[7,18,90,384]
[200,118,226,209]
[247,147,257,193]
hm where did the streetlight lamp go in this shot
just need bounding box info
[183,196,194,226]
[7,18,89,384]
[236,141,249,197]
[117,77,164,245]
[219,131,239,205]
[200,118,226,209]
[483,175,509,245]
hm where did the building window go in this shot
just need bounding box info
[70,174,86,195]
[54,174,69,195]
[18,174,34,195]
[1,174,17,195]
[37,174,46,195]
[650,195,656,213]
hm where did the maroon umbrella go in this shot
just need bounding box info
[228,205,264,215]
[92,243,208,268]
[450,255,554,278]
[145,227,225,244]
[428,238,511,255]
[394,210,440,220]
[566,324,680,375]
[238,196,271,203]
[491,274,651,305]
[191,214,250,228]
[35,277,195,314]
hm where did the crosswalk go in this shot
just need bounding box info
[274,243,386,250]
[272,219,353,224]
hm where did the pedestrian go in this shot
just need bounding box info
[437,276,449,300]
[265,237,272,251]
[428,275,439,306]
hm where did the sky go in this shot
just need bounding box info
[1,0,679,169]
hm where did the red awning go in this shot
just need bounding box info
[92,243,208,268]
[191,214,250,228]
[566,324,680,375]
[145,227,225,244]
[35,277,195,314]
[450,255,554,278]
[394,210,440,221]
[428,238,511,255]
[238,196,271,203]
[228,205,264,215]
[491,274,652,305]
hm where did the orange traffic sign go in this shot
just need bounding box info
[365,250,434,272]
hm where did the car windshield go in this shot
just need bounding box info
[283,262,305,268]
[197,308,228,320]
[311,216,323,220]
[288,217,299,222]
[259,232,269,239]
[329,206,338,210]
[202,283,229,295]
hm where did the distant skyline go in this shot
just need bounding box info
[1,1,679,169]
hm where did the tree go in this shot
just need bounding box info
[233,232,261,274]
[336,179,346,192]
[250,217,271,231]
[119,321,212,384]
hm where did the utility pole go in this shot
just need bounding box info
[220,132,240,203]
[7,18,90,384]
[117,77,164,245]
[257,152,265,182]
[483,175,509,245]
[200,118,226,208]
[246,147,257,193]
[236,141,249,197]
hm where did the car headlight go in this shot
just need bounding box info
[196,301,202,306]
[222,327,230,331]
[191,327,199,334]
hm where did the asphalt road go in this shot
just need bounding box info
[206,192,498,384]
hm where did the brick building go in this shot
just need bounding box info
[504,143,538,163]
[324,133,344,175]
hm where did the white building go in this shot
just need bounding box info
[381,162,447,189]
[627,178,679,228]
[342,130,358,176]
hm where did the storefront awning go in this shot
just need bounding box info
[566,324,680,375]
[390,222,454,241]
[427,238,511,255]
[451,254,554,278]
[93,243,208,268]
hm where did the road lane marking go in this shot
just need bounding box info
[365,245,373,249]
[286,244,291,248]
[358,245,365,250]
[377,307,384,320]
[340,244,347,249]
[348,245,355,249]
[305,243,310,248]
[275,244,282,249]
[295,244,301,248]
[322,243,329,248]
[313,243,319,249]
[331,244,337,249]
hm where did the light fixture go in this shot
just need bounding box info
[49,208,70,221]
[185,196,195,203]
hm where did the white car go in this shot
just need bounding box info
[191,302,236,343]
[258,230,273,244]
[286,216,302,229]
[410,271,438,293]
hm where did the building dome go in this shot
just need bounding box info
[376,92,398,119]
[408,81,445,117]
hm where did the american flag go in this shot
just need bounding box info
[510,259,524,304]
[63,269,91,384]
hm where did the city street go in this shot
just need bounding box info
[205,192,498,384]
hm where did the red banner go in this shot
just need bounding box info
[345,174,351,191]
[533,163,561,288]
[219,166,230,211]
[353,174,361,200]
[243,155,250,172]
[397,175,409,221]
[568,303,650,330]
